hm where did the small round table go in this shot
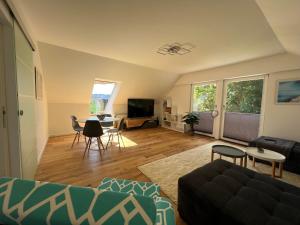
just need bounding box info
[246,147,286,178]
[211,145,247,167]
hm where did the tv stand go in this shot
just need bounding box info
[125,117,157,129]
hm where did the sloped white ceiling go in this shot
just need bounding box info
[38,42,178,104]
[256,0,300,56]
[16,0,284,73]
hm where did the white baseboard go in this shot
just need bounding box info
[37,137,49,163]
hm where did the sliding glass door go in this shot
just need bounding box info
[221,76,265,143]
[192,82,217,135]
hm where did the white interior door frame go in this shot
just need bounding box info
[219,74,267,145]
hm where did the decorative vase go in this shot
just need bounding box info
[257,147,264,153]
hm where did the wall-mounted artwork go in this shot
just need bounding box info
[276,79,300,104]
[35,68,43,100]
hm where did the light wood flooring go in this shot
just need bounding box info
[35,127,213,225]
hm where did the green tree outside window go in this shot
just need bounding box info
[193,84,216,112]
[226,79,263,114]
[192,79,263,114]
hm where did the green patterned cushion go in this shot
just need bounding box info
[154,197,175,225]
[98,178,175,225]
[0,177,157,225]
[98,178,160,199]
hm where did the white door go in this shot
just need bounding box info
[220,75,266,144]
[191,82,218,136]
[0,24,9,176]
[14,22,37,179]
[191,80,225,138]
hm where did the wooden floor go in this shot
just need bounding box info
[36,127,213,224]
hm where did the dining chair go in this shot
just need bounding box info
[71,115,84,148]
[97,114,113,128]
[83,120,105,158]
[106,118,125,150]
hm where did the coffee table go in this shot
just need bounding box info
[246,147,286,178]
[211,145,246,167]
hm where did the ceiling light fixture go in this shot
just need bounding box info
[157,42,195,55]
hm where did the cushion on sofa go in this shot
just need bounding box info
[178,159,300,225]
[98,177,175,225]
[0,177,157,225]
[98,177,160,199]
[154,197,175,225]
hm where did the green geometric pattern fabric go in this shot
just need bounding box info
[98,178,160,199]
[154,197,175,225]
[97,178,175,225]
[0,177,157,225]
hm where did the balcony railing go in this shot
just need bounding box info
[193,111,260,142]
[223,112,260,142]
[193,112,214,134]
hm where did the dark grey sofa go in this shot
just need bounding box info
[178,159,300,225]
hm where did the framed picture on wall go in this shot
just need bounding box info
[276,79,300,104]
[35,68,43,100]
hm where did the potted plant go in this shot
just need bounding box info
[182,112,199,134]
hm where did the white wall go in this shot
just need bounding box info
[167,53,300,141]
[33,50,48,161]
[48,103,89,136]
[166,84,192,115]
[176,53,300,85]
[263,70,300,141]
[39,43,178,136]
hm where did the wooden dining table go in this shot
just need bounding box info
[78,116,119,124]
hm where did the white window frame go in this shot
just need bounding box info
[220,74,268,145]
[90,80,117,115]
[191,81,219,138]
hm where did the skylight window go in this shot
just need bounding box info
[90,81,115,115]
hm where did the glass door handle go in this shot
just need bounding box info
[211,110,219,118]
[2,106,6,128]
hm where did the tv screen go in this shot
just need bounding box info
[128,99,154,118]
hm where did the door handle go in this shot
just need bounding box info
[19,110,24,116]
[2,106,6,128]
[211,110,219,118]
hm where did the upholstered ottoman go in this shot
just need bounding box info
[249,136,300,174]
[178,159,300,225]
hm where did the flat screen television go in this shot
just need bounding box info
[128,99,154,118]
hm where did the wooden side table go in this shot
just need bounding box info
[246,147,286,178]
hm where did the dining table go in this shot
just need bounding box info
[78,116,119,124]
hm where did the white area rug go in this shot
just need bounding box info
[138,141,300,204]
